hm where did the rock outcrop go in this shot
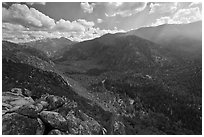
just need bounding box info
[2,113,44,135]
[2,88,105,135]
[39,111,68,131]
[48,129,69,135]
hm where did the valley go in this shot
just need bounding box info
[2,21,202,135]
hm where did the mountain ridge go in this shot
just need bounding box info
[126,21,202,56]
[21,37,77,59]
[2,21,202,135]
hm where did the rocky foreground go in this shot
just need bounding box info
[2,88,107,135]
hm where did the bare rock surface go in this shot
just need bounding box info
[2,88,107,135]
[2,113,44,135]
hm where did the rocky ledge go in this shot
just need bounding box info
[2,88,106,135]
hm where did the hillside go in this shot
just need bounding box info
[2,2,202,135]
[2,21,202,135]
[22,37,76,59]
[54,31,202,134]
[127,21,202,57]
[2,41,55,71]
[56,34,174,73]
[2,41,114,135]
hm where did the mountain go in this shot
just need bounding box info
[2,24,202,135]
[127,21,202,57]
[2,40,115,135]
[56,33,174,73]
[2,41,55,71]
[55,32,201,134]
[22,37,76,59]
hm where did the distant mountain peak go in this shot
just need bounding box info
[126,21,202,55]
[22,37,76,59]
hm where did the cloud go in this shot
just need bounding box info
[77,19,95,28]
[80,2,95,13]
[2,30,64,43]
[189,2,202,7]
[2,2,46,6]
[151,7,202,26]
[53,19,94,33]
[2,4,55,29]
[105,2,147,17]
[2,22,28,31]
[97,18,103,23]
[149,2,178,14]
[151,16,177,26]
[78,27,125,41]
[3,26,125,43]
[188,2,202,12]
[3,32,30,43]
[173,7,201,23]
[53,19,85,32]
[26,2,46,5]
[2,3,126,43]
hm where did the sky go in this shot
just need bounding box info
[2,2,202,43]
